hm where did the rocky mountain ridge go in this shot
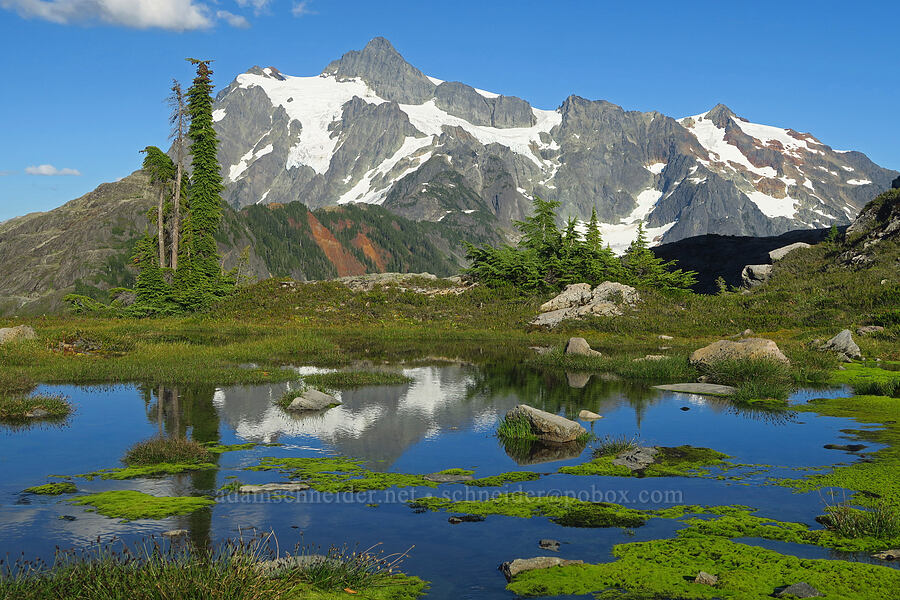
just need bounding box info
[211,37,897,251]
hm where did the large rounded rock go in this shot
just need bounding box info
[287,389,340,411]
[539,283,592,312]
[565,337,601,357]
[741,264,773,287]
[690,338,789,367]
[769,242,811,262]
[0,325,36,344]
[507,404,587,444]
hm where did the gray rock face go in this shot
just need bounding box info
[775,582,823,598]
[769,242,811,261]
[612,447,659,471]
[506,404,587,444]
[499,557,583,582]
[287,389,340,411]
[433,82,535,129]
[821,329,862,360]
[540,283,592,312]
[323,37,435,104]
[564,337,601,357]
[532,282,639,327]
[742,263,773,287]
[690,338,790,367]
[0,325,36,344]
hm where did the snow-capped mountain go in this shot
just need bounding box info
[211,37,896,251]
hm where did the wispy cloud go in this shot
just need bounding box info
[291,0,314,17]
[236,0,271,15]
[216,9,249,28]
[25,164,81,176]
[0,0,216,31]
[0,170,15,176]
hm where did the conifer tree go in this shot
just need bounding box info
[140,146,175,269]
[168,80,187,271]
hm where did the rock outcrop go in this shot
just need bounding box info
[0,325,36,344]
[499,557,584,582]
[532,282,639,327]
[506,404,587,444]
[741,263,773,287]
[690,338,790,367]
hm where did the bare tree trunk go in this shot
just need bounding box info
[170,81,186,271]
[157,188,166,268]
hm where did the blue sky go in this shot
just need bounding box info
[0,0,897,221]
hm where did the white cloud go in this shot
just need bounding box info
[216,9,249,28]
[0,0,215,31]
[25,164,81,176]
[291,0,314,16]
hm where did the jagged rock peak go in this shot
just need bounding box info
[322,36,435,104]
[244,65,286,80]
[705,103,737,127]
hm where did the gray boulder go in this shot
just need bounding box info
[741,263,773,287]
[578,409,602,421]
[591,281,640,305]
[857,325,885,336]
[538,539,560,552]
[0,325,36,344]
[694,571,718,585]
[506,404,587,444]
[821,329,862,361]
[540,283,592,312]
[769,242,811,261]
[775,582,822,598]
[532,282,639,327]
[499,557,583,582]
[565,337,601,357]
[611,446,658,471]
[287,388,340,411]
[690,338,790,367]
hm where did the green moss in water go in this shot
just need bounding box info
[433,468,475,476]
[203,442,257,453]
[74,462,218,480]
[246,457,437,492]
[506,536,900,599]
[771,395,900,509]
[464,471,539,487]
[559,445,729,478]
[24,482,77,495]
[70,490,214,520]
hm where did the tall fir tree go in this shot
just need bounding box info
[168,80,187,271]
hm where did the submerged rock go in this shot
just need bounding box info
[238,483,311,493]
[506,404,587,444]
[823,444,867,452]
[564,337,601,357]
[653,383,737,396]
[424,472,474,484]
[689,338,789,367]
[538,539,560,552]
[0,325,36,344]
[287,388,340,411]
[162,529,189,537]
[577,410,602,421]
[611,446,658,471]
[499,557,584,582]
[775,582,823,598]
[448,514,485,524]
[872,549,900,560]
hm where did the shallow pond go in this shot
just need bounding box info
[1,363,893,598]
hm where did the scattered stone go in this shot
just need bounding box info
[538,539,560,552]
[741,328,754,337]
[741,263,772,287]
[769,242,811,262]
[499,557,584,582]
[654,383,737,396]
[424,473,474,484]
[856,325,884,336]
[530,346,552,355]
[531,308,573,327]
[506,404,588,443]
[566,372,591,388]
[578,410,602,421]
[162,529,189,537]
[820,329,862,361]
[689,338,789,367]
[694,571,718,586]
[658,335,673,340]
[775,582,823,598]
[823,444,867,452]
[659,346,672,351]
[287,388,340,412]
[448,514,484,524]
[24,408,51,418]
[611,446,658,471]
[0,325,36,345]
[58,515,77,521]
[680,407,690,411]
[634,354,666,362]
[872,549,900,560]
[564,337,601,357]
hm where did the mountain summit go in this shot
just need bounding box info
[212,38,896,250]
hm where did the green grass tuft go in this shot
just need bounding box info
[24,482,77,495]
[123,437,213,466]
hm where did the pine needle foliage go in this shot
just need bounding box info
[465,197,695,292]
